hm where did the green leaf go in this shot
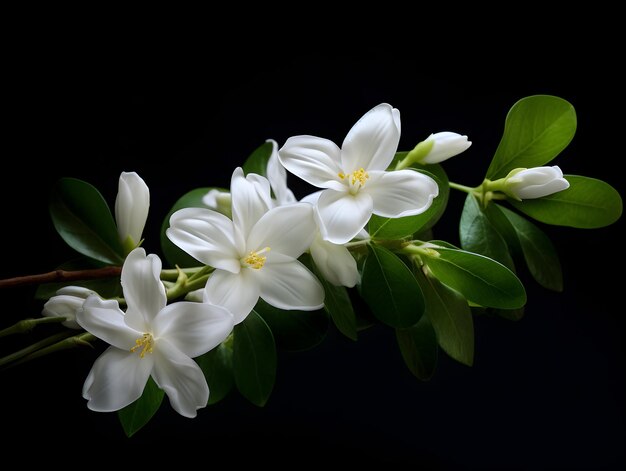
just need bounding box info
[497,205,563,291]
[196,343,234,405]
[242,141,274,177]
[369,164,449,239]
[49,178,124,265]
[424,248,526,309]
[486,95,577,179]
[118,377,164,437]
[459,194,514,270]
[254,299,328,351]
[361,244,425,328]
[396,315,438,380]
[160,187,219,267]
[415,269,474,366]
[509,175,623,228]
[233,310,277,407]
[302,253,357,341]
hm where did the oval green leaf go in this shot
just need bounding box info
[49,178,124,265]
[233,310,277,407]
[509,175,622,228]
[424,248,526,309]
[160,187,221,267]
[395,315,438,381]
[301,253,357,341]
[486,95,577,179]
[460,194,514,270]
[415,269,474,366]
[118,377,164,437]
[361,244,425,328]
[242,141,274,177]
[196,343,234,405]
[498,205,563,291]
[254,299,328,351]
[369,164,449,239]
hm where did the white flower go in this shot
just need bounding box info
[115,171,150,251]
[279,103,439,244]
[418,132,472,164]
[167,167,324,324]
[76,248,234,418]
[202,189,232,217]
[503,166,570,200]
[42,286,98,329]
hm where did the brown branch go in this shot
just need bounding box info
[0,266,122,289]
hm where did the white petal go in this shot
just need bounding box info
[421,132,472,164]
[56,286,97,298]
[266,139,297,206]
[42,294,85,329]
[77,296,139,350]
[247,203,317,258]
[167,207,243,273]
[82,346,153,413]
[230,167,272,239]
[115,171,150,245]
[204,269,260,324]
[310,235,359,287]
[153,302,234,358]
[366,169,439,218]
[341,103,400,172]
[121,248,166,332]
[279,135,344,189]
[300,190,323,205]
[317,189,373,244]
[259,261,324,310]
[514,178,570,199]
[152,339,209,418]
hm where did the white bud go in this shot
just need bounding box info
[504,166,570,200]
[42,286,98,329]
[115,171,150,248]
[419,132,472,164]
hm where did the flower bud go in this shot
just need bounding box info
[42,286,98,329]
[503,166,570,200]
[412,132,472,164]
[115,171,150,253]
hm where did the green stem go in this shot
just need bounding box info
[0,331,74,368]
[448,181,480,194]
[160,267,205,281]
[0,317,66,338]
[4,333,97,370]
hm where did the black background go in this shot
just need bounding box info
[1,43,624,468]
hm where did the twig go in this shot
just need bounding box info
[0,266,122,289]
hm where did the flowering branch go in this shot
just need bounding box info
[0,266,122,290]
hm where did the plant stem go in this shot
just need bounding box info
[0,266,122,289]
[0,317,66,338]
[0,331,74,368]
[448,181,479,194]
[6,333,97,369]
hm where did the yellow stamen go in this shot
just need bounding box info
[243,247,271,269]
[339,168,369,187]
[130,333,154,358]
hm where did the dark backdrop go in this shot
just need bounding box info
[1,47,624,468]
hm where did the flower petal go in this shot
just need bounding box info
[77,296,139,350]
[204,269,260,324]
[341,103,400,172]
[115,171,150,246]
[266,139,297,206]
[279,136,344,189]
[82,346,153,413]
[247,203,317,258]
[317,189,373,244]
[121,248,167,332]
[259,260,324,310]
[153,302,234,358]
[152,339,209,418]
[42,293,86,329]
[230,167,272,239]
[310,234,359,287]
[366,169,439,217]
[167,207,242,273]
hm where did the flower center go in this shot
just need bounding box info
[130,333,154,358]
[339,168,369,192]
[242,247,271,269]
